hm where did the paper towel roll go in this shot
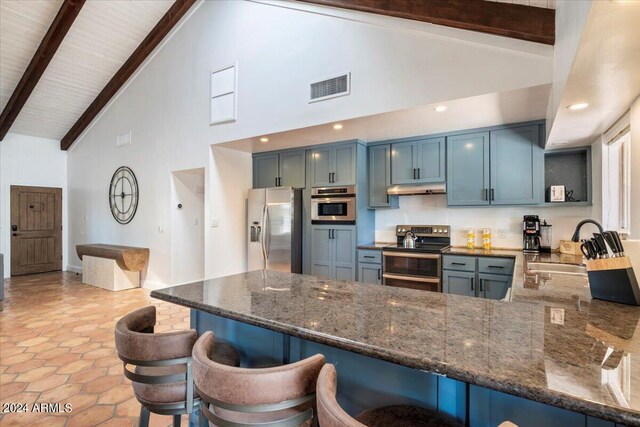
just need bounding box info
[624,240,640,282]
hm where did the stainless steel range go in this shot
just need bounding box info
[382,225,451,292]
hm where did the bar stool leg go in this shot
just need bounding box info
[139,406,150,427]
[172,414,181,426]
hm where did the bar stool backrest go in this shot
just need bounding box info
[193,331,325,427]
[316,364,365,427]
[114,306,198,413]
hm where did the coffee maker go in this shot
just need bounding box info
[523,215,541,253]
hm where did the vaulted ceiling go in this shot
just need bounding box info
[0,0,554,150]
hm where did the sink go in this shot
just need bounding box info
[527,262,587,276]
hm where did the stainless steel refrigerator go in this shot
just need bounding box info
[247,187,302,273]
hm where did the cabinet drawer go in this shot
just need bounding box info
[442,255,476,272]
[478,257,514,275]
[358,250,382,264]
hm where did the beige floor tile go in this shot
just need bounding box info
[25,374,69,392]
[83,375,123,394]
[56,359,94,375]
[45,352,82,367]
[5,358,46,374]
[67,405,115,427]
[14,366,57,382]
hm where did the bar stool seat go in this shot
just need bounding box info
[356,404,461,427]
[132,341,240,405]
[317,364,462,427]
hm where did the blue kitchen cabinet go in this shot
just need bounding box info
[358,250,382,284]
[478,273,511,301]
[310,143,356,187]
[390,137,445,185]
[443,255,514,300]
[490,126,541,205]
[253,153,280,188]
[310,225,355,281]
[368,144,398,208]
[446,132,490,206]
[442,270,476,298]
[253,149,306,189]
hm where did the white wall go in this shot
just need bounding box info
[0,133,68,278]
[375,143,603,249]
[171,170,204,284]
[66,0,553,286]
[630,96,640,239]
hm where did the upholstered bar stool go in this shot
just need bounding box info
[317,364,463,427]
[115,306,240,427]
[193,331,325,427]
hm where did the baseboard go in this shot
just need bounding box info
[142,280,170,291]
[66,265,82,274]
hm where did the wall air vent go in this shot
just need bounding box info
[309,73,350,103]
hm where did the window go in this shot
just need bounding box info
[210,64,237,125]
[603,128,631,234]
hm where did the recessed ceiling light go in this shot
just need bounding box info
[555,140,570,145]
[333,124,343,130]
[259,137,269,143]
[567,103,589,110]
[434,105,447,112]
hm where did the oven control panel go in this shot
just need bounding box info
[396,225,450,237]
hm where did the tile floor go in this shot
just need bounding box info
[0,271,191,426]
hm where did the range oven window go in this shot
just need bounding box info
[384,253,440,278]
[317,202,348,217]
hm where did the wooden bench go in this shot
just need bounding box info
[76,244,149,291]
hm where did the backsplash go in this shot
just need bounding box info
[374,194,600,249]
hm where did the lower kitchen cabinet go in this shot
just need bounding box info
[442,270,476,297]
[478,273,511,300]
[357,249,382,284]
[443,255,513,300]
[311,225,355,281]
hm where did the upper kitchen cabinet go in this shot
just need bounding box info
[447,132,490,206]
[490,126,541,205]
[390,137,445,185]
[446,124,542,206]
[368,144,398,208]
[310,142,356,187]
[253,149,306,189]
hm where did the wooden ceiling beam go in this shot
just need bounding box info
[298,0,555,45]
[0,0,86,141]
[60,0,197,150]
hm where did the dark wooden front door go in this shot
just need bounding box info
[10,186,62,276]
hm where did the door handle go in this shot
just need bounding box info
[12,233,20,237]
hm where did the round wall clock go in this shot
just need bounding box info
[109,166,139,224]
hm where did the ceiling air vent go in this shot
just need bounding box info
[309,73,350,103]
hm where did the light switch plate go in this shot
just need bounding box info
[211,218,219,228]
[550,308,565,325]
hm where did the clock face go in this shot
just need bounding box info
[109,166,139,224]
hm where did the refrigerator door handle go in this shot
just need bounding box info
[261,205,268,261]
[263,205,270,260]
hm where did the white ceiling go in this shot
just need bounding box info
[221,84,551,153]
[0,0,174,140]
[547,0,640,148]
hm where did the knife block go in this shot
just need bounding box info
[586,256,640,306]
[560,240,583,255]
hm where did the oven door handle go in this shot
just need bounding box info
[382,252,441,259]
[382,273,440,284]
[312,197,354,203]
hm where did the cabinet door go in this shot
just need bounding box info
[478,273,511,300]
[279,150,306,188]
[415,137,445,183]
[490,126,541,205]
[442,270,476,298]
[333,144,356,186]
[359,264,382,284]
[253,153,279,188]
[446,132,490,206]
[310,226,333,279]
[310,147,332,187]
[368,144,393,208]
[390,141,417,184]
[333,226,356,281]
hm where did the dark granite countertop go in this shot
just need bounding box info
[357,242,395,250]
[152,260,640,425]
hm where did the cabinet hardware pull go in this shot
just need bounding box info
[417,168,420,179]
[364,255,375,259]
[490,188,495,201]
[378,269,381,280]
[470,278,474,291]
[275,177,278,186]
[278,177,282,186]
[488,265,504,269]
[413,168,417,179]
[484,189,488,201]
[480,278,484,292]
[451,262,466,266]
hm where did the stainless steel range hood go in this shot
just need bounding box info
[387,183,446,196]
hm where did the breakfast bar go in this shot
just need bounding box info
[151,260,640,427]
